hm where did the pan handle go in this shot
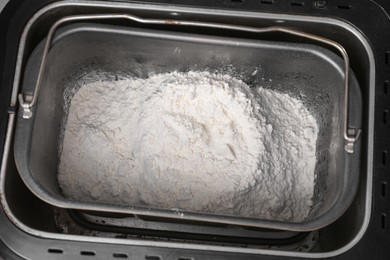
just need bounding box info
[17,14,361,153]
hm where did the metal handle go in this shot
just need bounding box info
[18,14,361,153]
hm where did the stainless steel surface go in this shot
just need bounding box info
[0,0,374,258]
[17,13,361,153]
[14,20,362,231]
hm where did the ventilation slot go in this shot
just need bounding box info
[113,253,129,258]
[145,256,161,260]
[291,1,304,6]
[382,182,387,197]
[231,0,244,2]
[384,110,388,124]
[385,80,389,94]
[382,214,387,229]
[80,251,96,256]
[178,258,194,260]
[386,51,389,65]
[383,151,388,165]
[337,5,351,9]
[261,0,273,4]
[48,248,63,254]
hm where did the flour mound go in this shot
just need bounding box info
[58,71,318,222]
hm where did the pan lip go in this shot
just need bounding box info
[51,20,349,77]
[1,0,374,258]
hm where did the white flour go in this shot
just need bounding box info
[58,71,318,222]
